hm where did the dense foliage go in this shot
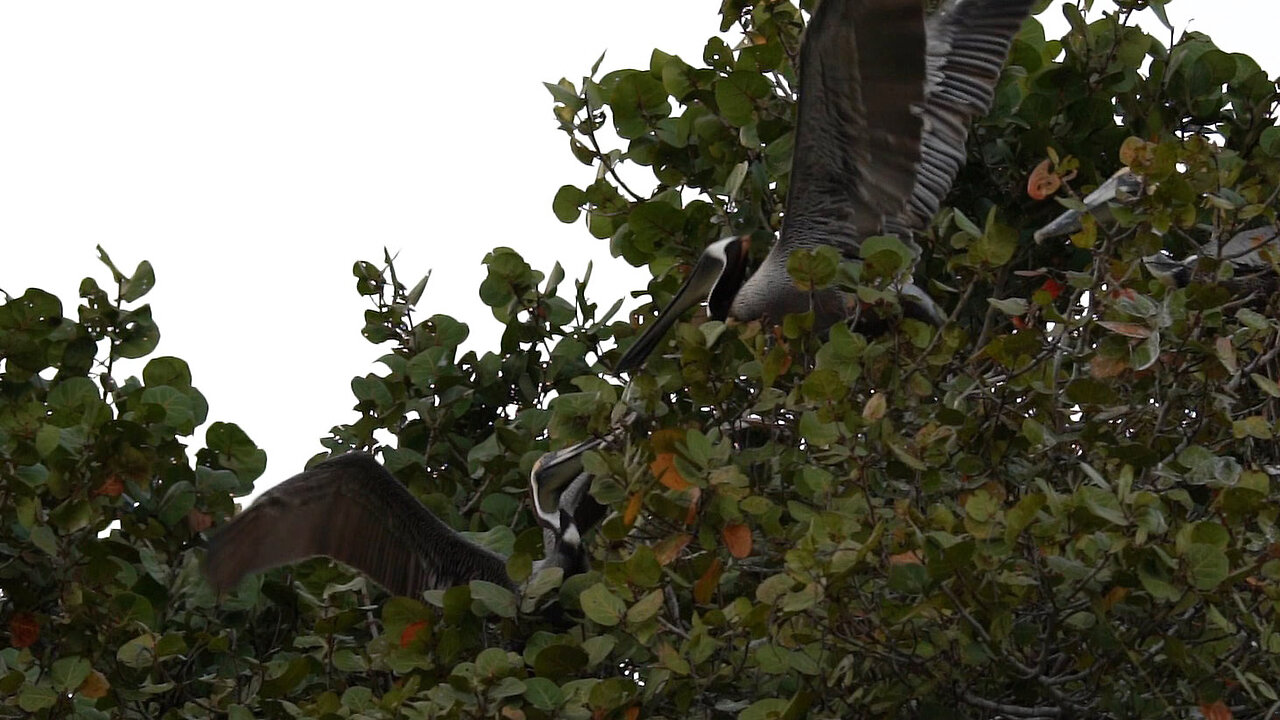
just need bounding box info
[4,0,1280,718]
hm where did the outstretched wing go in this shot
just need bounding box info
[888,0,1037,234]
[782,0,927,250]
[205,453,513,597]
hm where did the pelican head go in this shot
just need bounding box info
[529,436,609,541]
[615,236,751,372]
[1034,168,1146,242]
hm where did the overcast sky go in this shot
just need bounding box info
[2,1,1274,496]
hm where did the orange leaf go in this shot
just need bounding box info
[693,557,723,604]
[9,612,38,648]
[1090,354,1128,379]
[648,428,685,454]
[77,669,110,699]
[1102,586,1129,610]
[653,533,692,566]
[624,706,640,720]
[623,492,643,528]
[650,453,691,491]
[501,707,526,720]
[683,487,701,526]
[1027,158,1061,200]
[399,620,428,648]
[94,474,124,497]
[889,551,922,566]
[722,524,752,559]
[1199,700,1232,720]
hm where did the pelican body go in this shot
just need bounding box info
[615,0,1036,372]
[205,437,609,598]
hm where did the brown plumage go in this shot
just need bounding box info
[616,0,1037,372]
[206,449,599,597]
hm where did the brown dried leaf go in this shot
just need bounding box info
[1027,158,1061,200]
[722,524,752,559]
[1097,321,1151,338]
[693,557,723,604]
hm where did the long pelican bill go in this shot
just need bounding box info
[529,435,607,531]
[615,238,743,373]
[1034,168,1144,242]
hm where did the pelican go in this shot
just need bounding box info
[1036,168,1280,290]
[205,437,609,598]
[615,0,1037,372]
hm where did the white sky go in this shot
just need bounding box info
[2,1,1275,496]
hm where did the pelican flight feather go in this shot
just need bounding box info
[616,0,1036,373]
[205,438,608,598]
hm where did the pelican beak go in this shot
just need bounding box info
[615,236,749,373]
[529,436,606,531]
[1034,168,1144,242]
[900,282,945,326]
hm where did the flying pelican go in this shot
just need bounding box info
[205,437,609,597]
[615,0,1037,372]
[1036,168,1279,291]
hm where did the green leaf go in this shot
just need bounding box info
[121,260,155,302]
[626,589,665,625]
[580,583,626,626]
[1184,544,1229,591]
[1078,486,1128,526]
[470,580,517,618]
[553,185,586,223]
[523,676,564,711]
[116,633,157,669]
[714,70,771,126]
[18,684,57,712]
[51,656,92,692]
[739,698,789,720]
[29,525,57,557]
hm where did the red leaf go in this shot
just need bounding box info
[9,612,39,648]
[1040,278,1065,299]
[94,474,125,497]
[399,620,428,648]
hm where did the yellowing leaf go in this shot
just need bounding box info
[862,393,887,421]
[77,670,110,700]
[653,533,692,566]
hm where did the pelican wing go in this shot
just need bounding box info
[206,453,513,597]
[782,0,927,250]
[890,0,1037,233]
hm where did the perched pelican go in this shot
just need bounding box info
[615,0,1037,372]
[205,437,609,597]
[1036,168,1280,290]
